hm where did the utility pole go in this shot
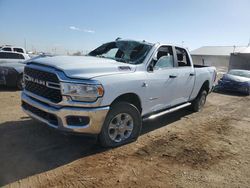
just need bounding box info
[24,38,27,50]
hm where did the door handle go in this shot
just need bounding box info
[142,82,148,87]
[190,73,195,76]
[169,75,177,78]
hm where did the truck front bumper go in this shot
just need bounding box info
[21,92,109,134]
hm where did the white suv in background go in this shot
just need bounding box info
[0,51,30,64]
[0,46,26,54]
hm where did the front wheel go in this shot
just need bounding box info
[191,90,208,112]
[98,102,142,148]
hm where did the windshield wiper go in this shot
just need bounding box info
[96,55,106,58]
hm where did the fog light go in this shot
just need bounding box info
[66,116,90,126]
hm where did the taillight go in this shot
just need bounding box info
[213,70,217,83]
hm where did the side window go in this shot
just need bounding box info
[14,48,24,53]
[0,52,24,59]
[175,47,191,67]
[2,47,12,52]
[17,54,25,59]
[12,53,24,59]
[0,52,6,59]
[154,46,174,69]
[0,52,11,59]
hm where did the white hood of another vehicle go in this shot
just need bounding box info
[29,55,136,79]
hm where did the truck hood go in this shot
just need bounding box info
[29,56,136,79]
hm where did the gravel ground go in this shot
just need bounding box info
[0,88,250,188]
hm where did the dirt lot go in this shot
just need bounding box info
[0,88,250,188]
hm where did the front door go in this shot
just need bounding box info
[143,45,179,114]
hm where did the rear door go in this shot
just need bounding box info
[171,47,195,105]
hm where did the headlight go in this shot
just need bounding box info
[0,68,9,75]
[61,82,104,102]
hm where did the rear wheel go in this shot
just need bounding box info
[191,90,208,112]
[98,102,142,147]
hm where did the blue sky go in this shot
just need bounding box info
[0,0,250,54]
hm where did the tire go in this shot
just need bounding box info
[191,90,208,112]
[246,87,250,96]
[98,102,142,148]
[17,74,24,90]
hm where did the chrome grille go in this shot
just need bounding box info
[24,66,62,103]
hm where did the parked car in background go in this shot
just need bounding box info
[21,39,216,147]
[0,62,26,89]
[0,51,30,64]
[0,46,26,54]
[0,54,43,89]
[217,69,250,95]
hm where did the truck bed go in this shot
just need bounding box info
[193,64,210,68]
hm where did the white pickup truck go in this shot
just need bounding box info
[21,40,216,147]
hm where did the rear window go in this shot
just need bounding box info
[229,70,250,78]
[175,47,191,67]
[14,48,24,53]
[0,52,25,59]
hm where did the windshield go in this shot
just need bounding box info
[228,69,250,78]
[88,41,152,64]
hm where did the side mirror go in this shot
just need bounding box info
[152,53,158,61]
[147,63,154,72]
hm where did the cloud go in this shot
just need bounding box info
[69,26,95,33]
[83,29,95,33]
[69,26,81,31]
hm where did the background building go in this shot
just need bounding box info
[229,47,250,70]
[191,46,248,73]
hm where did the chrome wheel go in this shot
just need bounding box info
[108,113,134,143]
[99,102,142,147]
[199,93,206,109]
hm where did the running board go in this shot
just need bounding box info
[143,102,191,121]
